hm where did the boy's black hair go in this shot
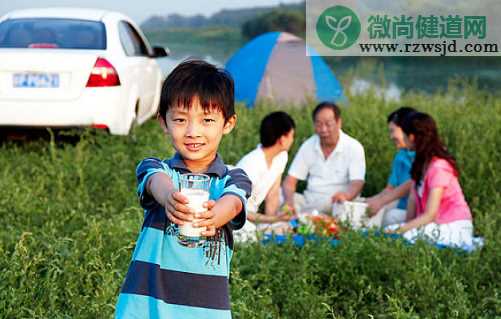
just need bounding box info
[260,111,295,147]
[387,106,416,127]
[312,101,341,121]
[158,59,235,122]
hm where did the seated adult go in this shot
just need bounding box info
[366,107,416,227]
[386,112,474,248]
[283,102,365,215]
[234,111,295,240]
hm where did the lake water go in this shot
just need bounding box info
[157,51,500,101]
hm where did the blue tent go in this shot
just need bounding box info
[225,32,343,107]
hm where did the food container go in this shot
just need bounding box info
[332,201,369,229]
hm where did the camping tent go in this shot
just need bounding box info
[225,32,343,107]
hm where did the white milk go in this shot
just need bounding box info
[179,188,209,237]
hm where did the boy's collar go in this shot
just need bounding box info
[168,153,227,178]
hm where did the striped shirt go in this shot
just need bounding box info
[115,153,251,319]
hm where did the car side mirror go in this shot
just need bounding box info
[151,46,169,58]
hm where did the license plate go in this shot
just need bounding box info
[13,73,60,88]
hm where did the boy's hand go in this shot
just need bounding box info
[193,200,217,237]
[164,191,194,225]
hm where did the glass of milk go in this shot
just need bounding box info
[178,173,210,247]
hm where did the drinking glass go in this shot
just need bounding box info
[177,173,210,247]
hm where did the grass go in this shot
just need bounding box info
[0,86,500,318]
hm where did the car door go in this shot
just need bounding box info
[118,21,157,121]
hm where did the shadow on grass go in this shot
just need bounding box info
[0,126,109,146]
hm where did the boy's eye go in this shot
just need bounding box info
[203,118,216,124]
[173,118,186,123]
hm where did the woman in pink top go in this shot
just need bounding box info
[387,112,473,247]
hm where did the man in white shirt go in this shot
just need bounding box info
[283,102,366,214]
[234,112,295,241]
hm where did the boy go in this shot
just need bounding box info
[234,111,295,241]
[115,60,251,319]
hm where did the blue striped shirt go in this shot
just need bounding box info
[115,153,251,319]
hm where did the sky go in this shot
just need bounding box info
[0,0,303,24]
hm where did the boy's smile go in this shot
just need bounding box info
[185,142,204,152]
[160,96,236,172]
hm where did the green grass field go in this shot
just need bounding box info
[0,88,500,318]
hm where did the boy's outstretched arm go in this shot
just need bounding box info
[194,195,243,231]
[137,158,209,225]
[195,168,251,236]
[146,172,194,225]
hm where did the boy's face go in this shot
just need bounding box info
[160,97,236,169]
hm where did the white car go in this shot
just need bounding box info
[0,7,168,135]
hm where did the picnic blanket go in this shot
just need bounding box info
[258,227,485,253]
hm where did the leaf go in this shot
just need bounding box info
[337,15,352,31]
[325,16,338,30]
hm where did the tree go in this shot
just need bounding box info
[241,9,305,40]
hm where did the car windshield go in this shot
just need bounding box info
[0,18,106,49]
